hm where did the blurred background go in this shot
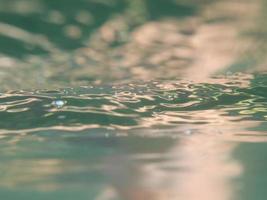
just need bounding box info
[0,0,266,90]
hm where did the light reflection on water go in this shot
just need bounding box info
[0,74,266,199]
[0,0,267,199]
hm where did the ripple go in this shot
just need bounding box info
[0,74,264,137]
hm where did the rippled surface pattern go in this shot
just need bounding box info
[1,0,267,200]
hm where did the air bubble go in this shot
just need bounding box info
[52,100,66,108]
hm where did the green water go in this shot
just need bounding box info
[1,0,267,199]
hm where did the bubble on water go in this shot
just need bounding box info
[52,100,66,108]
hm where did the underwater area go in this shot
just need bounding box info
[0,0,267,199]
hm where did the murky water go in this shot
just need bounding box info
[0,0,267,199]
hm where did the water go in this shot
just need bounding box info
[0,0,267,199]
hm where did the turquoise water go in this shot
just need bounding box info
[1,0,267,199]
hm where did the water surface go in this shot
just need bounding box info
[0,0,267,199]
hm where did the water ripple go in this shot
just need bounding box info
[0,74,265,137]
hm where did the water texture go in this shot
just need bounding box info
[0,0,267,200]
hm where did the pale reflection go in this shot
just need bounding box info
[101,115,263,200]
[84,0,265,83]
[183,0,262,81]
